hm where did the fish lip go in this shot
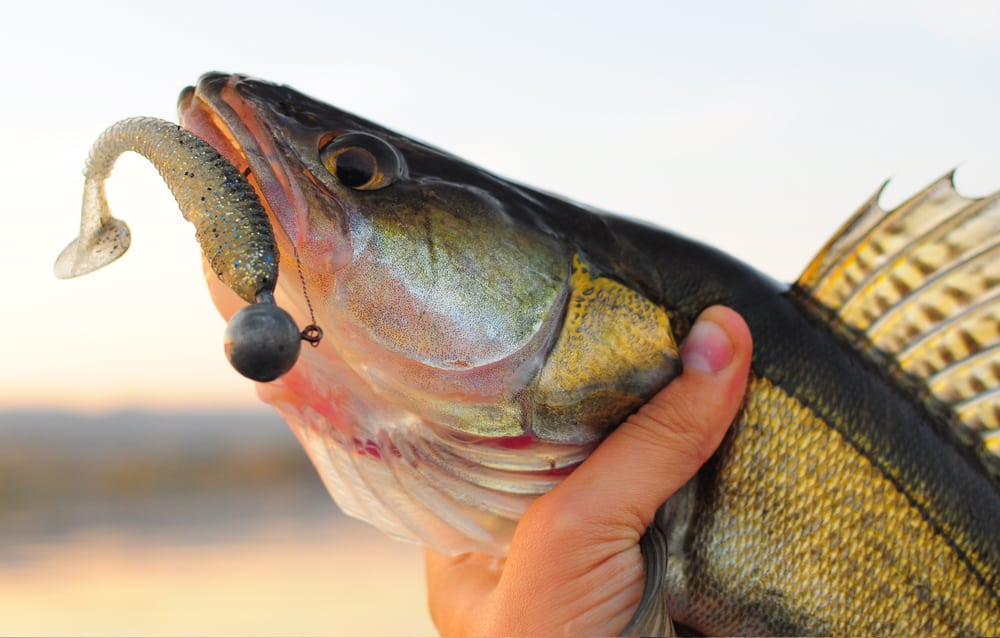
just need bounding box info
[177,73,252,171]
[176,73,283,227]
[177,72,351,274]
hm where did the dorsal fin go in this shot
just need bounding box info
[796,172,1000,479]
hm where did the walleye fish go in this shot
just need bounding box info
[64,73,999,635]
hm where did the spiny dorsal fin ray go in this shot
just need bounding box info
[796,171,1000,478]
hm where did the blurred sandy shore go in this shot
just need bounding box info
[0,410,437,636]
[0,519,435,636]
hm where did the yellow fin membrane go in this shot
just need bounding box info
[797,173,1000,477]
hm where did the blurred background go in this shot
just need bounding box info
[2,0,999,635]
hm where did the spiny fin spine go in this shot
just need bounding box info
[796,171,1000,479]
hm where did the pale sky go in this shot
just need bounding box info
[3,0,1000,411]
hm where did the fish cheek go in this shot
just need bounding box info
[331,189,569,379]
[530,254,681,444]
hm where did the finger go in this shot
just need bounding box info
[545,305,753,532]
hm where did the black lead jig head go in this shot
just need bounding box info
[224,292,301,382]
[223,291,328,382]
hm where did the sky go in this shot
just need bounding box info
[3,0,1000,411]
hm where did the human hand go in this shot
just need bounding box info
[425,305,753,636]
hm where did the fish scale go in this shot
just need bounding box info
[665,376,998,634]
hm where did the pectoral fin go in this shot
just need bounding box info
[620,523,674,637]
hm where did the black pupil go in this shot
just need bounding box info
[335,148,377,188]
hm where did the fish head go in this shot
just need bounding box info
[178,73,678,554]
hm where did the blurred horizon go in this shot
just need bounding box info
[0,407,436,636]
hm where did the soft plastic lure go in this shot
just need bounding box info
[55,116,310,381]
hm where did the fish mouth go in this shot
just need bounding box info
[177,72,352,276]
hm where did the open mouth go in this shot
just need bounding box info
[179,74,354,276]
[178,75,295,249]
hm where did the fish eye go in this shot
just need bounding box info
[319,132,406,190]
